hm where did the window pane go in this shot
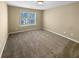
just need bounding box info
[20,12,36,26]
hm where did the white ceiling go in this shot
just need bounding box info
[6,1,76,10]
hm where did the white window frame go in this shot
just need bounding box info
[20,12,36,26]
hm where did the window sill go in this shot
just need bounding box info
[20,24,36,27]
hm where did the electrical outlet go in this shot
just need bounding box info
[70,33,74,36]
[16,28,18,30]
[64,32,66,33]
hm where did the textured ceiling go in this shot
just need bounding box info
[6,1,76,10]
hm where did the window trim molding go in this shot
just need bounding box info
[20,11,36,27]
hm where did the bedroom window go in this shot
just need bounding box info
[20,12,36,26]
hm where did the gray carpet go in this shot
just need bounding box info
[2,30,79,58]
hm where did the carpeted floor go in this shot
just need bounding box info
[2,30,79,58]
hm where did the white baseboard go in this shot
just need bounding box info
[0,35,8,58]
[9,28,42,34]
[43,27,79,44]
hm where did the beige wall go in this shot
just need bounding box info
[43,3,79,42]
[8,6,43,33]
[0,2,8,57]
